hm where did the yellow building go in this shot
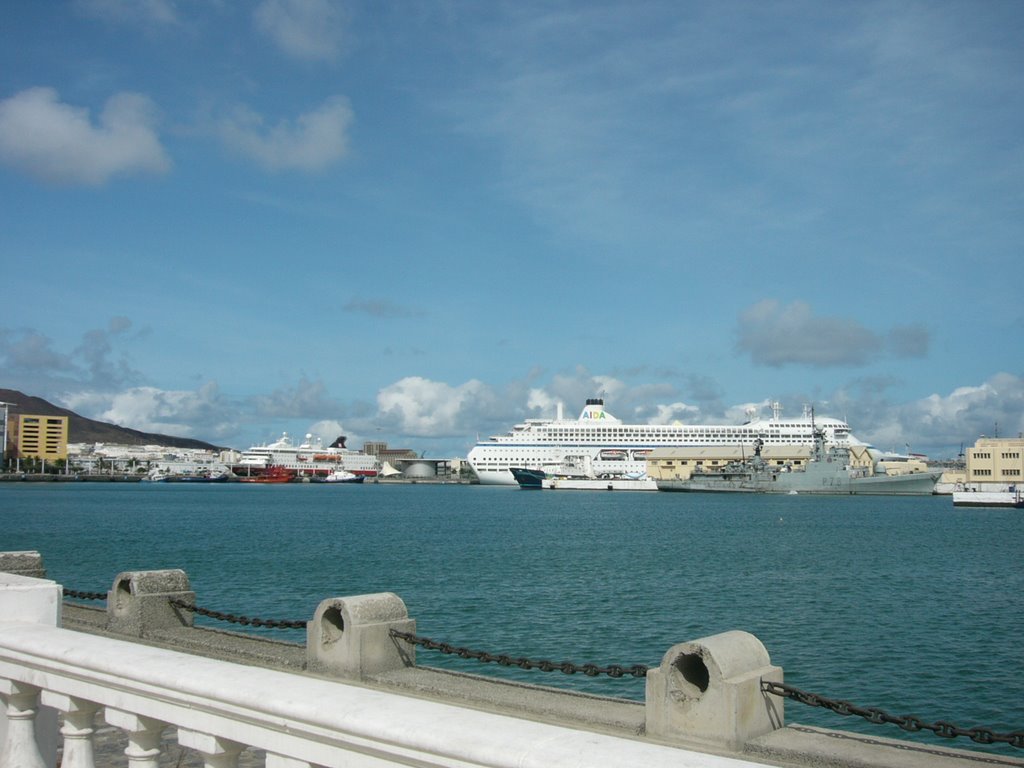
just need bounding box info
[646,444,813,481]
[15,414,69,461]
[964,436,1024,488]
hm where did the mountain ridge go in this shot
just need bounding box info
[0,389,226,451]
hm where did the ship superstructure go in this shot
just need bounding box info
[232,432,379,478]
[468,398,862,486]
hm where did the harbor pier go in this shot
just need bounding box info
[1,552,1020,768]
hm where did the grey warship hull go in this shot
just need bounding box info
[656,470,940,495]
[656,444,940,495]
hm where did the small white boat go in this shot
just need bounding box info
[323,469,365,484]
[510,458,657,491]
[952,487,1023,508]
[544,475,657,491]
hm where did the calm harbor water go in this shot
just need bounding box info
[2,482,1022,756]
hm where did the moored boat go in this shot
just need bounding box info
[145,467,231,483]
[543,475,657,491]
[469,398,868,486]
[952,487,1024,508]
[233,432,379,479]
[510,455,657,491]
[322,469,365,484]
[656,431,939,495]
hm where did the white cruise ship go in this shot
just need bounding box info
[468,398,860,486]
[232,432,379,479]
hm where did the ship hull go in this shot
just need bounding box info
[657,471,940,495]
[542,476,657,491]
[510,466,656,491]
[952,491,1024,508]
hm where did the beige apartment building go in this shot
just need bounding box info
[963,436,1024,488]
[12,414,69,462]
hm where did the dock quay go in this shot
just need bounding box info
[2,551,1020,768]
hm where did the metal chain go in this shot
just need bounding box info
[167,597,307,629]
[762,680,1024,749]
[55,587,1022,749]
[63,588,107,601]
[390,630,650,678]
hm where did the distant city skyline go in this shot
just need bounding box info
[2,1,1022,459]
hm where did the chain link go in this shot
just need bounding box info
[762,680,1024,749]
[63,588,107,601]
[167,597,307,629]
[57,587,1023,749]
[390,630,650,678]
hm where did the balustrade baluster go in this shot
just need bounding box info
[104,710,165,768]
[0,681,47,768]
[40,693,99,768]
[177,730,244,768]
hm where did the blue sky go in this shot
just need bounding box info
[1,0,1022,458]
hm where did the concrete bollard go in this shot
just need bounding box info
[106,569,195,637]
[0,551,47,579]
[306,593,416,680]
[645,630,783,749]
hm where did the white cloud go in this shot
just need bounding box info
[858,373,1024,455]
[735,301,932,368]
[647,402,701,424]
[217,96,353,172]
[525,387,559,415]
[251,377,341,419]
[0,321,142,393]
[736,300,893,368]
[307,419,349,447]
[23,362,1024,461]
[886,324,929,358]
[376,376,493,437]
[0,88,171,185]
[0,329,76,374]
[62,382,231,439]
[254,0,347,62]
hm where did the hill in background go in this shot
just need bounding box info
[0,389,225,452]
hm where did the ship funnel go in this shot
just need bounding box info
[557,402,563,420]
[330,436,348,449]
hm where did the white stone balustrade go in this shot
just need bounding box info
[0,572,771,768]
[2,555,1012,768]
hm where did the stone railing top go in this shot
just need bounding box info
[0,620,766,768]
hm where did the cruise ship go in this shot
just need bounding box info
[468,398,862,486]
[232,433,379,479]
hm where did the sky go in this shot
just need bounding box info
[1,0,1022,459]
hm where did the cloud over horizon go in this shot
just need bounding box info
[4,324,1020,460]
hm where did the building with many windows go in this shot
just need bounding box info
[12,414,69,462]
[963,436,1024,489]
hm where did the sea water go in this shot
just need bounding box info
[1,482,1022,756]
